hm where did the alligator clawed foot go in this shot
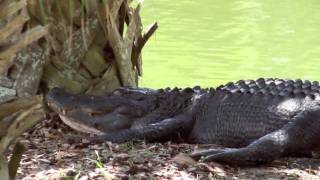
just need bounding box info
[200,148,244,164]
[190,148,230,160]
[190,148,264,166]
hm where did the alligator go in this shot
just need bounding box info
[47,78,320,166]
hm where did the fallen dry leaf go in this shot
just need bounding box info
[7,118,320,180]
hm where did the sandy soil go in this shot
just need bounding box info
[10,116,320,180]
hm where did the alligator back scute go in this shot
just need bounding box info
[220,78,320,99]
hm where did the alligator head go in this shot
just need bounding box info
[46,87,156,134]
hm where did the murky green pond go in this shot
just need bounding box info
[139,0,320,88]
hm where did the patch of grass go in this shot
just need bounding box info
[94,150,104,168]
[89,150,116,179]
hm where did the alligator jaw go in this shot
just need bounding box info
[59,114,105,135]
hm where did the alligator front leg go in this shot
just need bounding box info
[90,113,194,143]
[191,109,320,165]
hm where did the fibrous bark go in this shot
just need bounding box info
[0,0,156,179]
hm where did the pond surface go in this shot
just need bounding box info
[139,0,320,88]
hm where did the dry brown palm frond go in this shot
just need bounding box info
[0,1,47,179]
[0,1,156,179]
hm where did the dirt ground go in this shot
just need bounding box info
[10,116,320,180]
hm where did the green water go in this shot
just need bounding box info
[139,0,320,88]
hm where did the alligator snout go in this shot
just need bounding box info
[47,87,149,116]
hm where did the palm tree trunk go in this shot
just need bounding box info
[0,0,157,179]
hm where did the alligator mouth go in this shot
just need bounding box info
[56,109,134,134]
[59,114,105,135]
